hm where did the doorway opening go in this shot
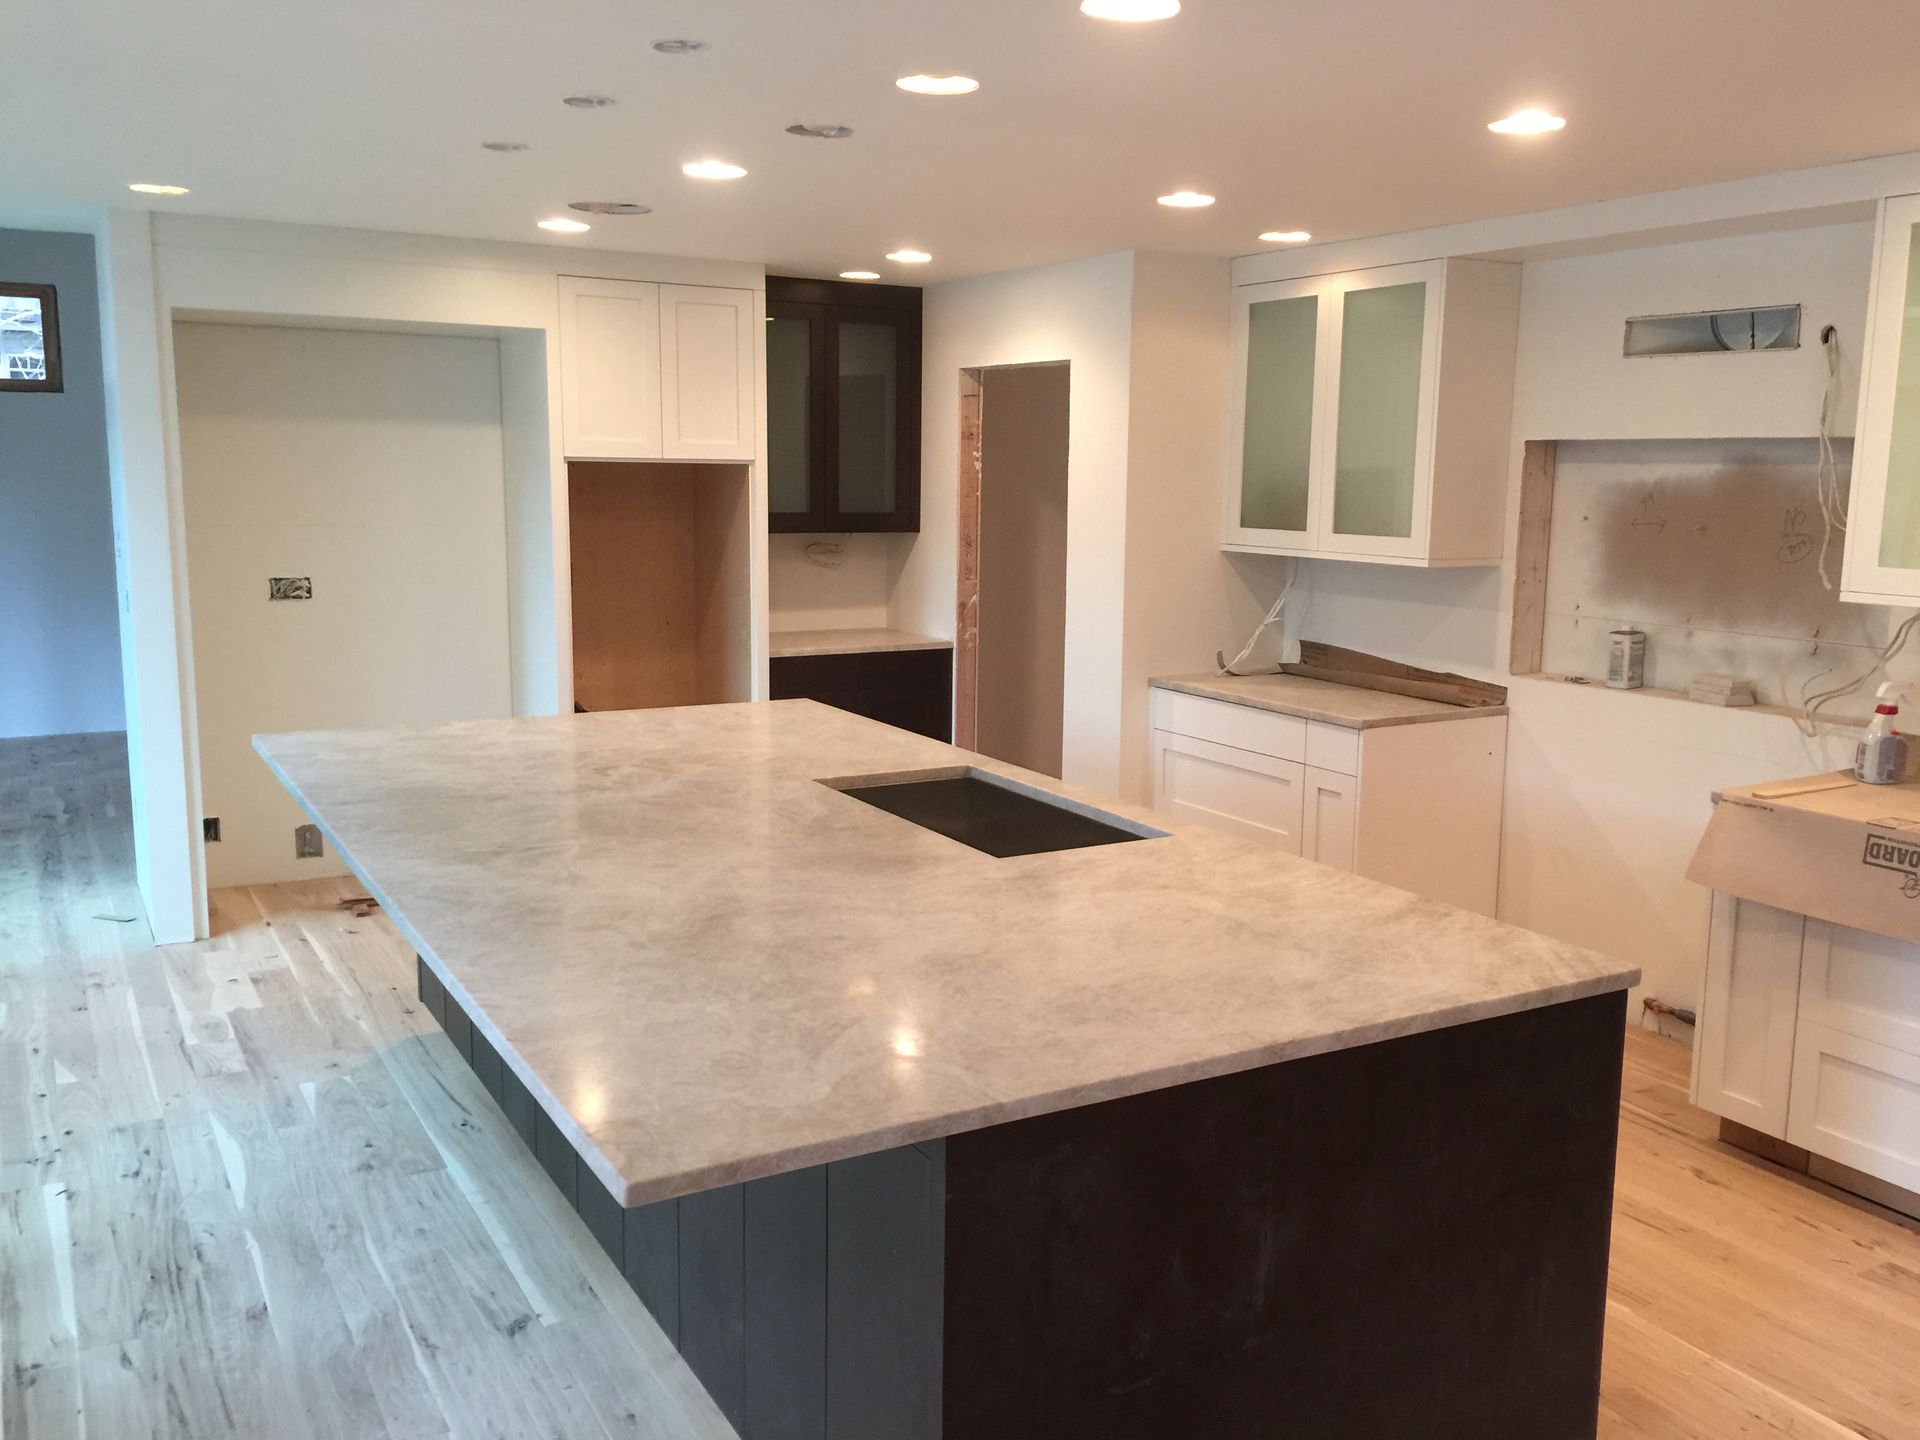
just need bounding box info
[955,363,1070,777]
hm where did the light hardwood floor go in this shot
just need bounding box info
[2,732,1916,1439]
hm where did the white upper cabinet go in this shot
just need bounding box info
[1844,193,1920,604]
[1224,257,1520,566]
[659,284,757,462]
[558,276,757,463]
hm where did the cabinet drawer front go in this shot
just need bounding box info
[1149,689,1306,762]
[1151,731,1304,854]
[1800,920,1920,1056]
[1787,1023,1920,1194]
[1304,721,1361,775]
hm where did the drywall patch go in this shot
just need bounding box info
[1538,437,1919,707]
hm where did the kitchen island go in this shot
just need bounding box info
[257,700,1638,1440]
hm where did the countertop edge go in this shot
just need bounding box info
[1150,675,1510,729]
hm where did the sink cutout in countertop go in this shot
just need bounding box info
[828,768,1164,858]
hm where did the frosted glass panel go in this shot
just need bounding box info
[838,320,897,514]
[1239,294,1317,532]
[767,316,811,514]
[1332,281,1426,539]
[1880,224,1920,570]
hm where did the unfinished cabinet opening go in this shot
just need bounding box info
[569,461,753,712]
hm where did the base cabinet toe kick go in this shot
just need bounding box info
[417,958,1625,1440]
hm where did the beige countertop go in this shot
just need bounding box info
[257,701,1632,1207]
[770,627,953,659]
[1153,671,1508,729]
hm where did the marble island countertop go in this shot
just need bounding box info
[1153,671,1507,728]
[256,701,1634,1207]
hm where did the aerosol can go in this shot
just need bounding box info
[1855,682,1911,785]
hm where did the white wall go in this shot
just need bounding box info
[1282,220,1890,1013]
[903,250,1277,800]
[94,213,765,938]
[175,322,513,886]
[900,252,1139,796]
[1120,253,1274,801]
[767,533,908,632]
[0,227,123,739]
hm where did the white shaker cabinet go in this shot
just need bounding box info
[1223,258,1520,567]
[1844,193,1920,604]
[557,276,758,463]
[1147,683,1506,914]
[1694,895,1920,1203]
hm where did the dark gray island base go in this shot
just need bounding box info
[418,959,1624,1440]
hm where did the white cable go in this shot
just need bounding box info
[1791,609,1920,737]
[1217,562,1297,676]
[1815,327,1847,591]
[804,535,851,569]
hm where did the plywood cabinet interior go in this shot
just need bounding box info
[1224,257,1520,567]
[1147,686,1505,914]
[568,462,754,712]
[559,277,758,463]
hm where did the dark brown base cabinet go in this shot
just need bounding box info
[770,648,952,743]
[419,957,1624,1440]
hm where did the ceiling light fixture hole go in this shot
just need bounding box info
[787,124,855,140]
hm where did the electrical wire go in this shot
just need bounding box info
[1217,562,1297,676]
[1815,325,1847,592]
[1790,608,1920,737]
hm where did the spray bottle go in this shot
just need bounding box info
[1855,682,1911,785]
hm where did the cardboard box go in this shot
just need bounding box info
[1688,772,1920,943]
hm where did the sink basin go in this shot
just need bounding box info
[829,767,1163,858]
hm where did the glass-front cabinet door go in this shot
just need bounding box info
[1844,193,1920,604]
[765,309,816,523]
[1321,265,1439,560]
[1227,280,1323,548]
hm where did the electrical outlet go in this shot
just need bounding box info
[294,824,325,859]
[203,816,221,843]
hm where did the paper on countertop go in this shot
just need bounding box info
[1689,772,1920,942]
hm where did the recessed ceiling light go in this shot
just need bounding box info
[650,38,707,54]
[1156,190,1214,208]
[787,123,855,140]
[562,94,616,109]
[128,183,190,196]
[895,74,980,96]
[569,201,651,216]
[840,270,882,281]
[682,159,748,180]
[537,216,592,234]
[885,250,932,264]
[480,141,529,153]
[1259,229,1312,244]
[1488,107,1565,135]
[1081,0,1181,17]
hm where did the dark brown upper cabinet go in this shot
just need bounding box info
[767,276,921,533]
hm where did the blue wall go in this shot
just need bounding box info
[0,227,123,738]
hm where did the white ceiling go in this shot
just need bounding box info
[9,0,1920,281]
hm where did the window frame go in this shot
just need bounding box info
[0,282,63,394]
